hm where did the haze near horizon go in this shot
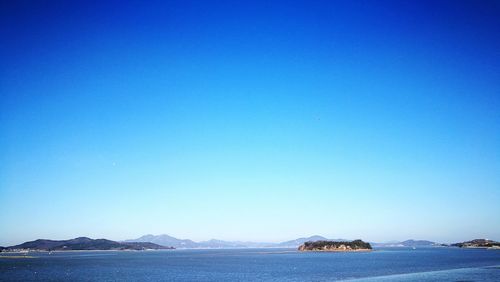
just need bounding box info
[1,0,499,246]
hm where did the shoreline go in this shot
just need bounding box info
[3,245,499,254]
[0,249,171,254]
[460,246,500,250]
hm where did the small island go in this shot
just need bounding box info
[451,239,500,249]
[298,240,372,252]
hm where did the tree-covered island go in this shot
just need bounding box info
[298,240,372,252]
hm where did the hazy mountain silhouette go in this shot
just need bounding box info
[124,234,346,249]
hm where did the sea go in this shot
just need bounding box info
[1,247,500,281]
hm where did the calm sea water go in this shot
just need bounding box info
[1,247,499,281]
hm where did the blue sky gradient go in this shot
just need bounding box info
[1,0,499,245]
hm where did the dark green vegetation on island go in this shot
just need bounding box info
[1,237,174,252]
[451,239,500,249]
[299,240,372,252]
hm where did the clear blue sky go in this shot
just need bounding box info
[1,0,499,246]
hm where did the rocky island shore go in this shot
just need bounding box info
[298,240,372,252]
[451,239,500,249]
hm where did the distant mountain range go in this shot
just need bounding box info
[124,234,273,248]
[124,234,438,249]
[1,235,457,252]
[125,234,200,248]
[1,237,172,251]
[123,234,345,249]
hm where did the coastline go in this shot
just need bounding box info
[459,246,500,250]
[0,249,170,254]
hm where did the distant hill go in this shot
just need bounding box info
[401,240,438,247]
[2,237,173,251]
[451,239,500,249]
[124,234,200,248]
[372,239,438,247]
[197,239,250,248]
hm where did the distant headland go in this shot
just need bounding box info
[298,240,372,252]
[451,239,500,249]
[0,237,174,252]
